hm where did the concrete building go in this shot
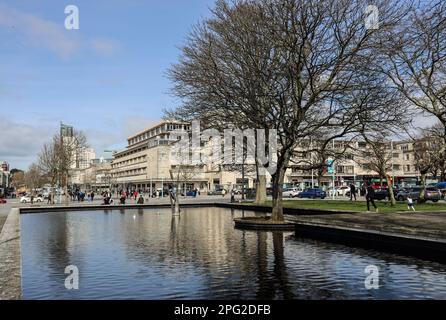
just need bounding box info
[111,121,438,194]
[286,139,429,190]
[110,121,261,194]
[0,161,11,194]
[61,123,97,184]
[111,121,202,193]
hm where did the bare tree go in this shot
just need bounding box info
[24,163,44,196]
[356,133,398,205]
[10,170,25,192]
[168,0,408,221]
[424,123,446,182]
[38,141,59,203]
[381,0,446,159]
[38,131,88,204]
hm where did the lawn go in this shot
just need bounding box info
[252,200,446,213]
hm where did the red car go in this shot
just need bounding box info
[0,198,7,204]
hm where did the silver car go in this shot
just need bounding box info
[396,187,442,202]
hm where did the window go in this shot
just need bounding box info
[393,153,399,158]
[405,154,410,160]
[405,165,411,172]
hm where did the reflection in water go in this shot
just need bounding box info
[21,208,446,300]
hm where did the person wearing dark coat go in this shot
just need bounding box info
[366,184,378,212]
[350,184,357,201]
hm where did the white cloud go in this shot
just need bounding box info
[121,117,160,139]
[0,118,55,169]
[0,3,120,59]
[90,39,120,56]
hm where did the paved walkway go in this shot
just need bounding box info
[286,211,446,240]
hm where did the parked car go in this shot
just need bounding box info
[396,187,442,202]
[185,190,197,197]
[337,186,351,196]
[207,189,223,196]
[372,188,392,200]
[20,195,44,203]
[282,187,301,198]
[298,188,327,199]
[436,182,446,198]
[0,198,7,204]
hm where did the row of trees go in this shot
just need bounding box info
[167,0,446,220]
[15,130,88,203]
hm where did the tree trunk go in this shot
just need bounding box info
[386,174,396,206]
[175,183,181,215]
[271,162,286,222]
[419,173,426,203]
[254,174,267,205]
[64,172,69,206]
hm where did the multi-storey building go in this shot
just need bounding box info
[111,121,439,193]
[0,161,10,193]
[286,139,426,189]
[111,121,211,193]
[61,123,97,184]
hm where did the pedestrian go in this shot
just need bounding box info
[230,189,235,203]
[366,183,378,213]
[350,183,357,201]
[407,196,416,212]
[222,189,226,197]
[31,194,34,205]
[120,192,126,205]
[91,191,95,202]
[137,194,144,204]
[47,193,52,204]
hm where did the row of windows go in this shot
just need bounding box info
[291,164,414,174]
[112,155,147,169]
[113,167,147,178]
[114,146,148,160]
[128,124,190,146]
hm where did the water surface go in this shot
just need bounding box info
[21,207,446,299]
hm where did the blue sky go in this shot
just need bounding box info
[0,0,214,169]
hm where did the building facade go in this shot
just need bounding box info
[111,121,438,194]
[0,161,11,194]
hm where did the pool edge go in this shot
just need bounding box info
[0,208,22,300]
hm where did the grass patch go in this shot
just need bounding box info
[247,200,446,213]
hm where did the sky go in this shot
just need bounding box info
[0,0,438,171]
[0,0,215,170]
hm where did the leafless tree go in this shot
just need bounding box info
[24,163,44,196]
[38,131,88,204]
[356,133,398,205]
[381,0,446,157]
[168,0,409,221]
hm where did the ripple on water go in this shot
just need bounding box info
[20,208,446,300]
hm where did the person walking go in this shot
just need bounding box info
[222,188,226,197]
[91,191,95,202]
[120,192,126,205]
[47,193,52,204]
[407,196,416,212]
[349,183,357,201]
[230,189,235,203]
[137,194,144,204]
[366,183,378,212]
